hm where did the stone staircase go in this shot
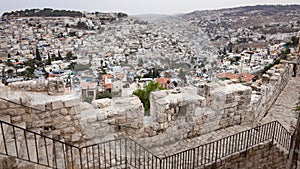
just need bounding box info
[147,125,251,157]
[157,122,290,168]
[0,116,292,169]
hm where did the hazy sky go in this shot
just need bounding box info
[1,0,300,15]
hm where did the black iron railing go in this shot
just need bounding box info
[159,121,291,168]
[0,119,292,169]
[80,137,160,168]
[0,119,80,168]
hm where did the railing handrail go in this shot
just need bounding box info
[161,120,291,158]
[0,118,292,168]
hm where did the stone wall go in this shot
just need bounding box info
[250,63,292,124]
[140,63,291,147]
[79,96,145,145]
[7,77,65,95]
[70,62,292,148]
[0,87,85,145]
[200,142,288,169]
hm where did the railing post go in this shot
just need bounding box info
[271,122,276,145]
[125,138,128,168]
[245,129,250,155]
[215,140,219,164]
[0,122,8,155]
[79,148,83,169]
[193,148,195,169]
[159,158,162,169]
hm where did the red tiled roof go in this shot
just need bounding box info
[48,73,57,77]
[216,72,255,82]
[216,72,234,79]
[156,78,173,88]
[156,78,170,85]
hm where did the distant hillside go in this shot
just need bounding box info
[184,4,300,19]
[180,4,300,48]
[2,8,83,17]
[133,14,170,22]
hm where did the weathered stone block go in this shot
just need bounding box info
[51,100,63,110]
[60,108,68,115]
[62,127,76,134]
[50,130,61,136]
[63,98,80,108]
[0,100,8,109]
[64,116,72,122]
[131,122,139,129]
[11,116,22,123]
[38,112,51,119]
[115,117,126,124]
[22,114,32,123]
[86,116,97,123]
[50,110,60,118]
[32,120,45,127]
[157,115,165,123]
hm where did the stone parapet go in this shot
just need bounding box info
[7,77,65,96]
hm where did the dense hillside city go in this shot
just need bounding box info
[0,5,299,102]
[0,4,300,169]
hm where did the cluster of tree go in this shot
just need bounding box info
[97,91,112,99]
[9,47,78,79]
[2,8,83,17]
[142,68,160,78]
[286,36,299,47]
[133,81,165,112]
[117,12,128,18]
[74,21,89,30]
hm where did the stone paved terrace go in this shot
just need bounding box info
[147,67,300,158]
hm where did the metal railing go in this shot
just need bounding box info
[0,119,292,169]
[80,137,160,168]
[160,121,291,168]
[0,119,80,168]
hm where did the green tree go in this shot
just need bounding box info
[56,51,63,60]
[143,68,160,78]
[137,58,143,67]
[291,36,299,46]
[178,68,186,83]
[36,46,41,61]
[25,67,35,79]
[83,96,93,104]
[68,31,76,37]
[46,53,52,65]
[68,62,76,70]
[97,91,112,99]
[133,81,165,112]
[6,69,14,78]
[65,51,74,61]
